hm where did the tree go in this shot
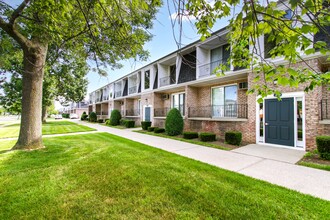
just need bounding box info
[0,0,161,150]
[184,0,330,99]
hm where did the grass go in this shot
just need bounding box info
[0,120,96,139]
[298,151,330,171]
[0,133,329,219]
[135,130,231,150]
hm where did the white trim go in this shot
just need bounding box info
[256,91,306,151]
[143,105,153,122]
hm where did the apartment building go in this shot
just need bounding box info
[89,24,330,151]
[59,101,89,118]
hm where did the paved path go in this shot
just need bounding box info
[82,122,330,201]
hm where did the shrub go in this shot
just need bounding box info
[110,109,122,126]
[141,121,152,130]
[316,136,330,160]
[98,119,104,123]
[183,131,199,139]
[225,131,242,146]
[120,119,126,126]
[80,112,88,121]
[105,119,110,125]
[89,112,97,122]
[165,108,184,136]
[154,127,165,133]
[200,132,216,142]
[62,113,70,118]
[125,120,135,128]
[148,127,156,132]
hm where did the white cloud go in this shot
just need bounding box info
[169,11,196,22]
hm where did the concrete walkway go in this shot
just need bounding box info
[76,121,330,201]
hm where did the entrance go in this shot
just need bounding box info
[144,106,151,122]
[265,98,294,147]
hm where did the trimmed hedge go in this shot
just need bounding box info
[124,120,135,128]
[183,131,199,139]
[316,136,330,160]
[200,132,216,142]
[98,119,104,123]
[225,131,242,146]
[81,112,88,121]
[62,113,70,118]
[148,127,156,132]
[165,108,184,136]
[154,128,165,133]
[110,109,122,126]
[89,112,97,122]
[141,121,152,130]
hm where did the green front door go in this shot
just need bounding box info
[265,98,294,147]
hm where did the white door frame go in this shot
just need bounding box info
[255,91,306,150]
[143,105,153,122]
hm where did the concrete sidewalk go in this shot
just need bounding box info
[76,121,330,201]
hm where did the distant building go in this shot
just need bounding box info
[59,101,88,118]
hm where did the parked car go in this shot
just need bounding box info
[55,114,63,120]
[70,113,79,119]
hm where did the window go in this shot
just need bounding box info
[210,44,230,73]
[211,85,237,117]
[172,93,185,115]
[144,70,150,89]
[264,34,276,59]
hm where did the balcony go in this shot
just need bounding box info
[160,76,176,87]
[96,111,108,116]
[126,109,140,116]
[115,91,122,98]
[188,104,248,119]
[198,59,229,78]
[320,99,330,120]
[154,107,171,117]
[129,86,137,94]
[102,96,109,101]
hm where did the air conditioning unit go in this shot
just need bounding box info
[161,94,170,100]
[239,82,248,90]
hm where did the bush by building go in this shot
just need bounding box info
[62,113,70,118]
[110,109,122,126]
[148,127,156,132]
[141,121,152,130]
[154,127,165,133]
[80,112,88,121]
[183,131,199,139]
[225,131,242,146]
[200,132,216,142]
[89,112,97,122]
[316,136,330,160]
[165,108,184,136]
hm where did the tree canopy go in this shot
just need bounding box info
[186,0,330,99]
[0,0,162,149]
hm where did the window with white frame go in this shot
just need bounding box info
[211,85,237,117]
[172,93,185,116]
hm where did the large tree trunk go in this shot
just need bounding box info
[12,44,48,150]
[42,105,47,123]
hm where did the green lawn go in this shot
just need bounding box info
[0,133,329,219]
[0,121,96,138]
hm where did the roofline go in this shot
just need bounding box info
[89,26,228,94]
